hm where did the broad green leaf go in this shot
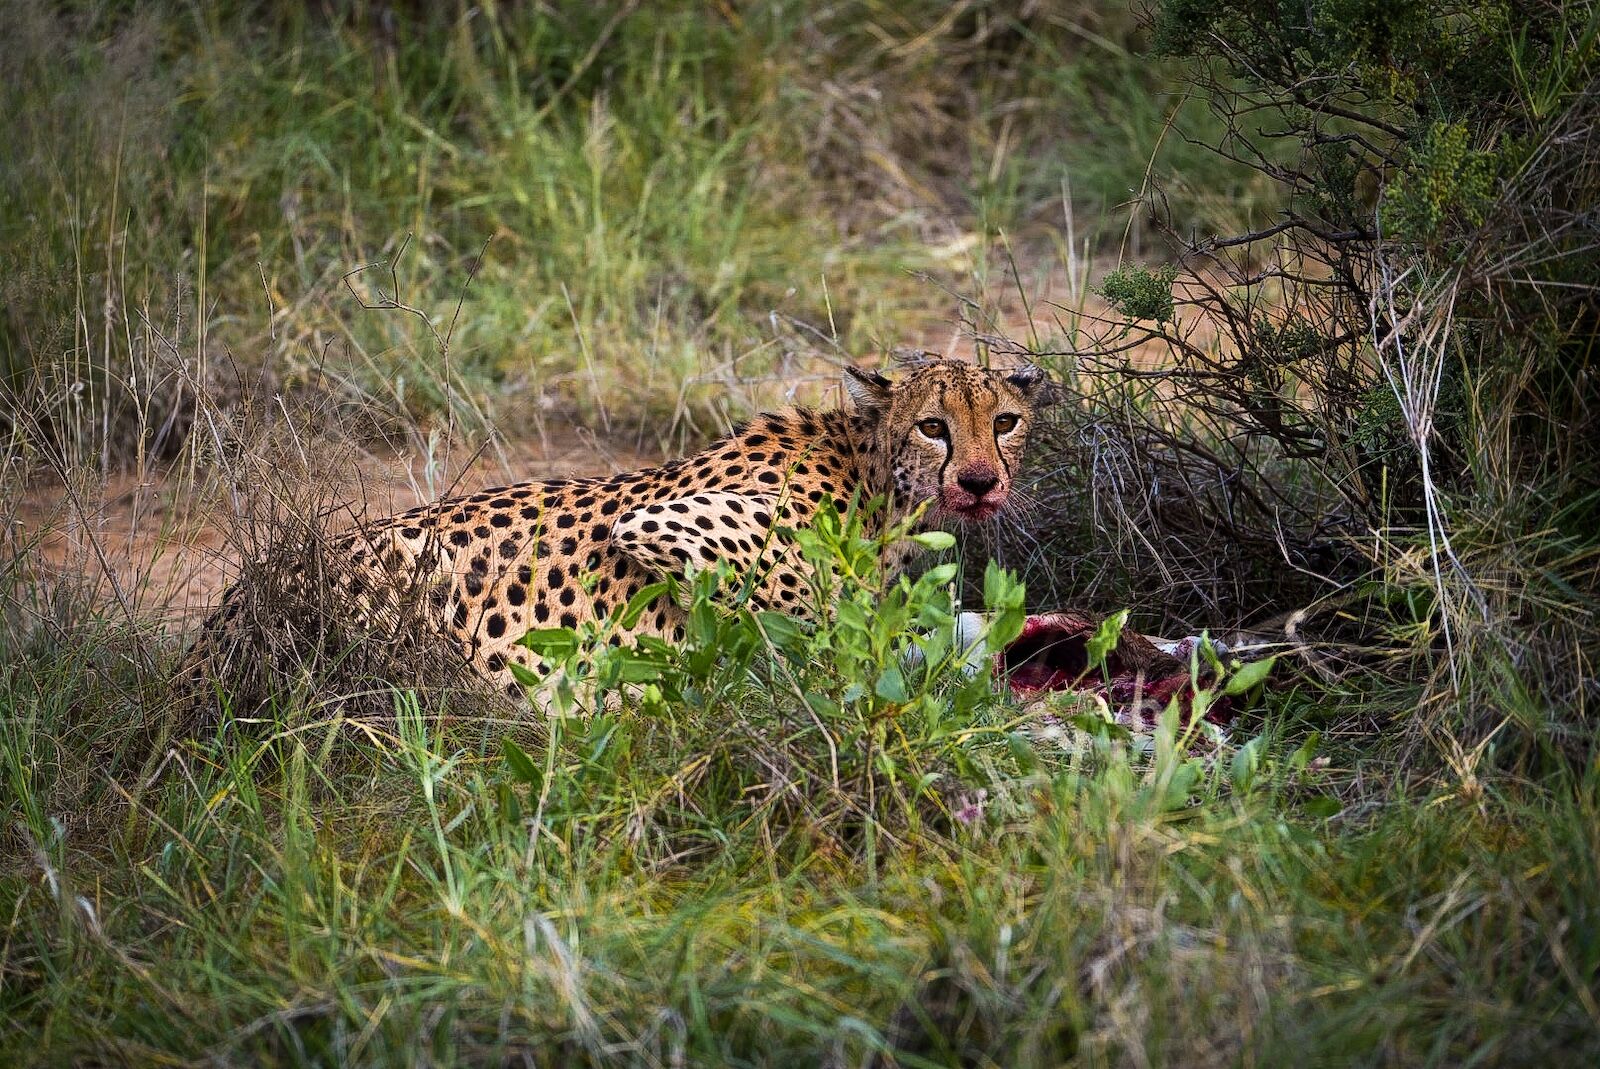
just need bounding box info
[1230,736,1262,793]
[1289,731,1322,772]
[518,627,579,659]
[987,606,1027,650]
[508,661,543,688]
[983,560,1026,612]
[497,780,523,823]
[616,581,671,628]
[875,664,909,703]
[1158,761,1202,811]
[1006,731,1038,773]
[837,599,869,635]
[756,611,806,652]
[910,530,957,551]
[1086,609,1130,673]
[613,653,665,683]
[500,737,542,787]
[1302,795,1342,819]
[805,691,841,718]
[689,598,719,647]
[1224,656,1276,696]
[1068,712,1134,743]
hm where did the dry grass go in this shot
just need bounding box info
[4,2,1599,1064]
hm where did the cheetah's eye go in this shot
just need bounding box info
[994,413,1020,434]
[916,418,948,440]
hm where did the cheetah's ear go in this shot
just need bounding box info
[1005,363,1059,406]
[843,365,893,411]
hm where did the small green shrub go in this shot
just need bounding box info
[1095,264,1178,322]
[1382,121,1500,241]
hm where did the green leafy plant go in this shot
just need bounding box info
[1095,264,1178,323]
[1382,121,1500,242]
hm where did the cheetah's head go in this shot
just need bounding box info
[845,356,1055,524]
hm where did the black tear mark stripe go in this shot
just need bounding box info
[996,402,1014,480]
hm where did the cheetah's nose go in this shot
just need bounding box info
[956,470,999,497]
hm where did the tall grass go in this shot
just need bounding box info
[5,492,1599,1065]
[4,3,1597,1065]
[4,592,1598,1064]
[2,0,1263,457]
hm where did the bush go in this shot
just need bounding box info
[1007,0,1600,770]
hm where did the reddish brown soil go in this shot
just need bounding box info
[12,427,662,629]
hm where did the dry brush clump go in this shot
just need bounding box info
[179,434,493,728]
[990,0,1600,771]
[1,301,500,748]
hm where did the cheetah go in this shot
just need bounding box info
[194,357,1053,704]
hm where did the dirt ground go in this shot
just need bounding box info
[11,426,663,630]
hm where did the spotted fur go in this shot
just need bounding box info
[194,359,1052,702]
